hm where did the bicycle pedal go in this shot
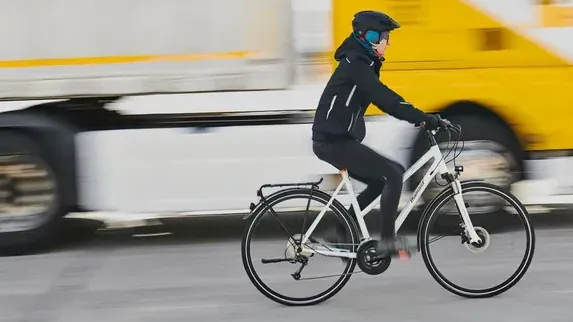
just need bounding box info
[397,249,411,260]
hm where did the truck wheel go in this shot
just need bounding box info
[409,114,523,219]
[0,130,63,255]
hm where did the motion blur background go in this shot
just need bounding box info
[0,0,571,321]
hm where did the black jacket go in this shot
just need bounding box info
[312,33,432,142]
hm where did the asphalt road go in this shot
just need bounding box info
[1,213,573,322]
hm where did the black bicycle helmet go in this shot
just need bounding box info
[352,10,400,41]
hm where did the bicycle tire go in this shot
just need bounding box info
[418,181,535,298]
[241,187,360,306]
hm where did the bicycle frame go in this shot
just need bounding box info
[300,130,482,259]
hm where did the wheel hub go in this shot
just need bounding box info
[0,154,57,232]
[285,234,314,260]
[462,226,490,253]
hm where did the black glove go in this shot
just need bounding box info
[424,114,447,130]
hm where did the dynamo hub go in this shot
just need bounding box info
[463,226,490,253]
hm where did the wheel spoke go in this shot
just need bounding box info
[428,235,447,244]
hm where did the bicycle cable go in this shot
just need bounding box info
[432,122,465,187]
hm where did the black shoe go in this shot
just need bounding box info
[374,235,416,260]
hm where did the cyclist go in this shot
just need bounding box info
[311,10,446,259]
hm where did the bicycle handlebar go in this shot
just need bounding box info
[413,114,465,167]
[415,114,456,133]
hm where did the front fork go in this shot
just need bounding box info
[443,166,482,244]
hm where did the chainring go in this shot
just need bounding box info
[356,240,392,275]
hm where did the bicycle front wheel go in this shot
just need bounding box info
[241,187,361,306]
[419,181,535,298]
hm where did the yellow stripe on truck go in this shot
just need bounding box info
[0,51,258,68]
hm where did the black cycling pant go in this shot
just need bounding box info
[312,137,406,239]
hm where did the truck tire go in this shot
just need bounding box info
[0,130,64,255]
[409,114,523,221]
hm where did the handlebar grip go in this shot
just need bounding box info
[415,115,456,131]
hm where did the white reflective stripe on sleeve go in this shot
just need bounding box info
[347,113,354,131]
[346,85,357,106]
[326,95,337,119]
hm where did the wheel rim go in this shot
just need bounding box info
[0,153,57,233]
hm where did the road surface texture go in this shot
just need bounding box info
[1,212,573,322]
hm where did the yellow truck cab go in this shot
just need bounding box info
[331,0,573,204]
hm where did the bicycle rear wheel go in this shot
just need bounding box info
[241,187,360,306]
[419,181,535,298]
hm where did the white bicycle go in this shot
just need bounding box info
[241,118,535,306]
